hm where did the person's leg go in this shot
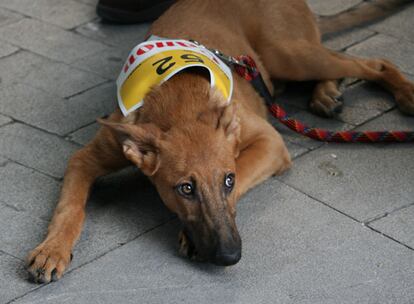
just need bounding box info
[97,0,175,24]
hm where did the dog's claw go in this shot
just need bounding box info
[332,97,344,113]
[51,269,60,282]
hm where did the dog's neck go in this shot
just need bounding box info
[134,72,227,131]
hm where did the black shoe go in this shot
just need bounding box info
[97,0,175,24]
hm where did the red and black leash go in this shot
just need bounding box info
[231,54,414,143]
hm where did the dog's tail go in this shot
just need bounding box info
[319,0,412,37]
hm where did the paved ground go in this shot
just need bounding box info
[0,0,413,303]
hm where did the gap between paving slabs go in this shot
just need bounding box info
[5,219,176,304]
[3,167,175,298]
[277,171,414,256]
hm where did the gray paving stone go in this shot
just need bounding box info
[323,28,375,51]
[0,83,112,135]
[70,47,128,80]
[76,21,149,50]
[339,107,381,125]
[0,123,79,178]
[0,204,48,260]
[370,4,414,44]
[0,51,106,98]
[13,179,414,304]
[0,18,108,64]
[0,162,60,219]
[70,168,173,268]
[307,0,362,16]
[0,81,114,134]
[0,7,24,27]
[0,252,37,303]
[357,108,414,131]
[0,51,45,85]
[74,0,97,5]
[338,81,395,125]
[0,114,11,126]
[370,205,414,249]
[67,123,99,145]
[66,81,117,120]
[347,34,414,75]
[284,140,309,159]
[20,59,106,99]
[0,41,18,58]
[0,0,96,29]
[0,155,7,165]
[280,143,414,222]
[338,106,382,126]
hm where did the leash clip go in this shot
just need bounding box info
[189,39,255,72]
[211,48,254,73]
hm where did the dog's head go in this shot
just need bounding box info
[100,73,242,266]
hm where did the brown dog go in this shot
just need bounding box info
[27,0,414,283]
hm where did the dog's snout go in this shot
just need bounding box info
[213,249,241,266]
[211,231,242,266]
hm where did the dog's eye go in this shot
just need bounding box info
[224,173,235,190]
[178,182,195,197]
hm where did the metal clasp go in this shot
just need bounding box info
[189,39,255,72]
[190,39,236,64]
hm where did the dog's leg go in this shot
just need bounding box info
[234,115,291,200]
[261,43,414,115]
[26,127,128,283]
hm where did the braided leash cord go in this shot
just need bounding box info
[234,55,414,143]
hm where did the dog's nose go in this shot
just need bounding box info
[213,250,241,266]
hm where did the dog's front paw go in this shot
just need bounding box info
[178,230,199,261]
[26,240,72,283]
[395,82,414,115]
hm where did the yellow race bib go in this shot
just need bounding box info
[117,37,233,116]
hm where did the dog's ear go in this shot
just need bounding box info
[208,88,240,144]
[97,118,162,176]
[217,103,241,156]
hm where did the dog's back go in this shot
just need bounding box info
[150,0,411,52]
[149,0,317,54]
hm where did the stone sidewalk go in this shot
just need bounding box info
[0,0,413,303]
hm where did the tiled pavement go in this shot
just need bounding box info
[0,0,413,303]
